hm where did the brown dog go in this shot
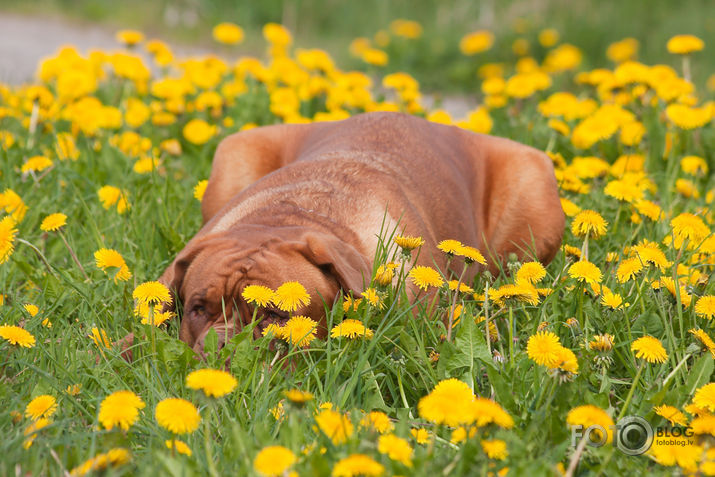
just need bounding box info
[153,112,563,353]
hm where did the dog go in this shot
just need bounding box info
[127,112,564,356]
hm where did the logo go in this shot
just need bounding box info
[571,415,655,456]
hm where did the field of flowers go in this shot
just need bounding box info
[0,18,713,476]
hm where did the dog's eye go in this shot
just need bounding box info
[191,304,206,315]
[264,309,288,321]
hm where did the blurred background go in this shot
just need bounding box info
[0,0,712,91]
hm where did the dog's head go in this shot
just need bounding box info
[159,225,369,353]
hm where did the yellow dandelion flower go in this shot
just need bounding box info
[284,389,313,403]
[553,346,579,374]
[361,288,384,308]
[330,319,374,339]
[316,409,354,445]
[437,239,463,255]
[460,30,494,55]
[25,395,58,420]
[665,103,711,130]
[24,304,39,316]
[133,281,171,306]
[695,296,715,320]
[589,334,614,352]
[652,276,692,307]
[90,327,112,349]
[182,119,216,145]
[40,213,67,232]
[186,368,237,398]
[343,296,362,313]
[616,257,643,283]
[527,331,562,367]
[212,22,244,45]
[359,410,393,433]
[410,428,431,444]
[632,240,671,270]
[450,425,475,444]
[448,280,474,293]
[97,185,130,214]
[373,262,398,286]
[0,216,18,264]
[671,213,710,249]
[136,301,174,326]
[282,315,317,347]
[253,446,296,477]
[566,405,614,443]
[116,29,144,46]
[408,266,444,291]
[262,323,285,339]
[631,335,668,363]
[21,155,53,173]
[418,378,476,427]
[481,439,508,460]
[0,324,35,347]
[653,405,688,427]
[378,433,413,467]
[274,281,310,312]
[571,210,608,239]
[98,390,145,431]
[604,179,644,203]
[269,401,284,421]
[68,448,131,476]
[132,156,160,174]
[600,289,625,310]
[332,453,384,477]
[488,283,540,306]
[693,383,715,413]
[165,439,192,456]
[394,234,424,251]
[563,244,582,258]
[568,260,602,285]
[689,328,715,357]
[667,34,705,54]
[648,436,702,472]
[634,200,663,221]
[242,285,276,307]
[0,189,28,222]
[472,397,514,428]
[155,398,200,434]
[456,245,487,265]
[516,261,546,284]
[691,414,715,436]
[681,155,709,176]
[675,178,700,199]
[560,197,582,217]
[193,179,208,202]
[94,248,132,282]
[23,417,50,449]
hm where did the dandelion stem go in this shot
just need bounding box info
[446,262,468,342]
[484,282,492,356]
[508,305,515,367]
[16,238,56,278]
[564,431,590,477]
[58,231,89,281]
[618,362,644,421]
[203,408,219,477]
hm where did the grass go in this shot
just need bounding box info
[0,7,714,477]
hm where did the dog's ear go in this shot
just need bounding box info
[158,240,205,307]
[300,232,370,294]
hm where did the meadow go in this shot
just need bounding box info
[0,14,714,477]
